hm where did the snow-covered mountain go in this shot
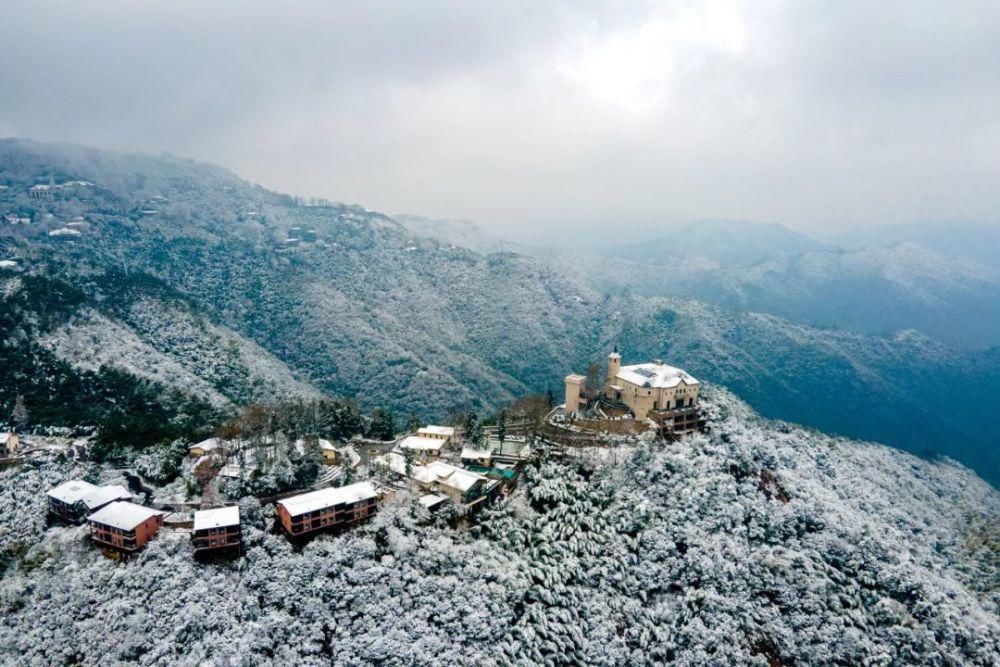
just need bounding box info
[0,388,996,665]
[394,213,523,255]
[1,139,998,485]
[575,237,1000,350]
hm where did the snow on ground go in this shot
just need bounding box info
[39,301,322,407]
[0,389,996,665]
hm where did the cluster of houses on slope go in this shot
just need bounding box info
[46,479,244,556]
[39,350,702,559]
[45,474,383,556]
[374,425,527,516]
[188,436,344,473]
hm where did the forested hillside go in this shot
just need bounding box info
[0,389,996,665]
[1,139,997,485]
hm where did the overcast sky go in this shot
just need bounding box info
[1,1,998,241]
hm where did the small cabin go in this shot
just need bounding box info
[87,502,165,552]
[188,437,224,459]
[418,494,450,513]
[319,439,339,465]
[192,506,241,553]
[294,438,339,465]
[0,432,18,457]
[276,481,379,537]
[47,480,133,523]
[460,446,493,468]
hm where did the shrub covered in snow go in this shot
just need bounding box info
[0,389,996,665]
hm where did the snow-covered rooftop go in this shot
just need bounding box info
[373,452,407,476]
[461,447,492,460]
[47,480,132,509]
[277,481,378,517]
[293,438,337,453]
[189,437,223,453]
[82,485,134,510]
[417,425,455,438]
[413,461,487,493]
[48,227,81,237]
[418,494,449,509]
[88,501,164,530]
[400,435,447,452]
[616,363,699,389]
[47,480,98,503]
[193,506,240,531]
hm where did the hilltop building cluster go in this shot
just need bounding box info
[34,349,699,561]
[46,478,242,556]
[564,347,706,435]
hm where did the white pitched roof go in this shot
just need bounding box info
[81,485,133,510]
[277,481,378,517]
[414,461,487,493]
[88,501,164,530]
[372,452,407,476]
[418,494,449,509]
[417,425,455,438]
[47,480,132,509]
[293,438,337,453]
[47,479,98,503]
[400,435,447,452]
[189,437,223,452]
[461,447,492,460]
[616,363,699,389]
[193,506,240,531]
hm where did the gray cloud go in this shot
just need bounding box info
[1,0,998,241]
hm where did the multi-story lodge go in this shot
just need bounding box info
[276,481,379,537]
[47,480,134,523]
[192,506,241,553]
[87,501,165,552]
[565,348,704,433]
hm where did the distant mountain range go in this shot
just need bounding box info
[1,139,997,485]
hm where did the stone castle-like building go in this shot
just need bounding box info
[565,348,702,432]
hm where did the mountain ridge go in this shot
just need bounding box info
[1,139,997,485]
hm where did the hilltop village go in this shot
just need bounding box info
[6,348,704,558]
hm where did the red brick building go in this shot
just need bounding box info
[87,501,165,552]
[277,481,378,537]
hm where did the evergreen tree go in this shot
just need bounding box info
[406,413,422,433]
[465,410,484,446]
[497,408,507,446]
[368,408,395,441]
[340,459,355,487]
[294,437,322,488]
[403,447,414,478]
[11,394,28,432]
